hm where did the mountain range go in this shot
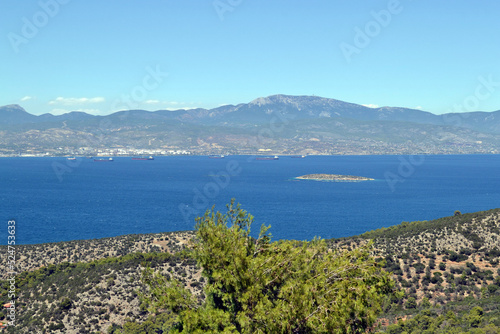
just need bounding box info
[1,95,499,155]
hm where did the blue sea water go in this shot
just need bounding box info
[1,155,499,245]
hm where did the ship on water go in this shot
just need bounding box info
[256,155,279,160]
[94,157,114,162]
[209,155,225,159]
[132,156,154,160]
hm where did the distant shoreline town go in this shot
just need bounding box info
[0,149,499,158]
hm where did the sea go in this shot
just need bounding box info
[1,154,499,245]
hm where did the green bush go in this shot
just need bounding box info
[59,297,73,311]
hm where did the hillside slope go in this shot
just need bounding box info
[1,209,499,333]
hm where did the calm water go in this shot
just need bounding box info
[1,155,499,245]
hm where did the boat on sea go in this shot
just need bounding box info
[94,157,114,162]
[256,155,279,160]
[290,155,306,158]
[67,157,77,161]
[209,155,225,159]
[132,156,154,160]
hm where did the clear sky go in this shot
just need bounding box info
[1,0,500,116]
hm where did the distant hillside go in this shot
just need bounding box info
[1,208,499,332]
[1,95,500,155]
[329,208,500,330]
[348,208,500,254]
[0,232,200,333]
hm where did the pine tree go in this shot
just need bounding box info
[140,199,397,333]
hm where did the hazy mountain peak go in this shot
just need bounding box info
[250,94,336,106]
[0,104,37,124]
[249,97,272,106]
[0,104,28,113]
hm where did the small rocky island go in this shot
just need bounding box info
[295,173,374,182]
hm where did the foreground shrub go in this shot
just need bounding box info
[140,199,397,333]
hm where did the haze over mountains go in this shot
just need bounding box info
[1,95,499,155]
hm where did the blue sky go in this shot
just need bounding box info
[1,0,500,116]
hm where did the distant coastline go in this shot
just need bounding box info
[295,173,374,182]
[2,153,500,159]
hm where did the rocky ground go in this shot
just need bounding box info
[1,209,499,333]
